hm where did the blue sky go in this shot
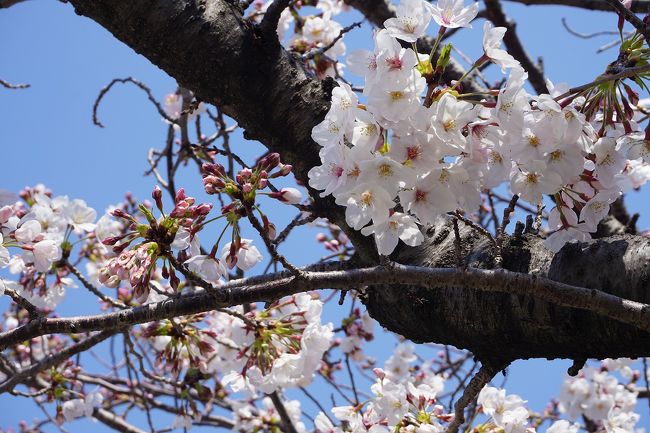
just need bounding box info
[1,0,650,431]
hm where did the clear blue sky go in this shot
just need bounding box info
[1,0,649,431]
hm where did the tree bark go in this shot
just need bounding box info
[367,220,650,363]
[62,0,650,362]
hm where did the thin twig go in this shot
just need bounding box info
[303,21,362,60]
[555,63,650,101]
[495,195,519,268]
[0,330,115,393]
[273,212,317,245]
[451,211,497,247]
[93,77,178,128]
[66,261,127,309]
[561,17,622,39]
[244,204,303,276]
[453,219,464,268]
[0,78,30,89]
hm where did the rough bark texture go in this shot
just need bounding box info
[63,0,650,362]
[366,220,650,363]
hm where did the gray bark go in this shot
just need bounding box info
[56,0,650,363]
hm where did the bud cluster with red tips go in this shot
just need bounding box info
[98,186,216,303]
[200,153,295,205]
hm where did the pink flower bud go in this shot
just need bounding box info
[259,153,280,171]
[193,203,213,217]
[269,164,293,178]
[102,235,122,246]
[0,206,12,224]
[111,208,134,221]
[152,185,164,212]
[201,163,226,178]
[269,187,302,204]
[175,188,186,203]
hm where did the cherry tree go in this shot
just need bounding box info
[1,0,650,432]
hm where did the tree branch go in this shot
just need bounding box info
[444,361,507,433]
[2,258,650,359]
[268,391,299,433]
[0,78,30,89]
[92,77,178,127]
[0,330,115,393]
[93,408,148,433]
[0,0,29,9]
[504,0,650,12]
[259,0,291,34]
[604,0,650,47]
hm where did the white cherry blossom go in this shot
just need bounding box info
[384,0,434,42]
[482,21,520,72]
[430,0,479,29]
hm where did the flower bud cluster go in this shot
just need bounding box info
[98,186,215,301]
[200,153,296,205]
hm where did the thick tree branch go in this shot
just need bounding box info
[504,0,650,12]
[2,254,650,360]
[259,0,291,34]
[0,0,29,8]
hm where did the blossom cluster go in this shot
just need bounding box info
[217,293,334,394]
[558,363,639,433]
[313,343,448,433]
[0,185,97,309]
[308,0,650,255]
[478,386,531,433]
[142,294,334,397]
